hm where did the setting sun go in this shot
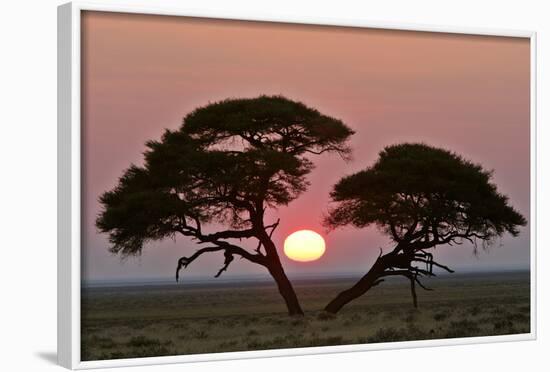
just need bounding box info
[283,230,326,262]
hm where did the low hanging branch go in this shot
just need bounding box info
[175,246,225,282]
[174,218,283,282]
[175,240,266,282]
[214,251,234,278]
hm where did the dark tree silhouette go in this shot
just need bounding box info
[323,143,526,314]
[96,95,354,316]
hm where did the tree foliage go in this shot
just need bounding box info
[326,143,525,250]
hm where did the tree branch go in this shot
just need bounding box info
[413,257,455,273]
[175,243,264,282]
[214,250,234,278]
[176,246,224,281]
[203,228,256,241]
[266,218,281,239]
[403,219,419,241]
[414,276,433,291]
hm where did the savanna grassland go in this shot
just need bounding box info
[81,271,530,361]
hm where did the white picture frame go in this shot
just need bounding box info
[58,1,537,369]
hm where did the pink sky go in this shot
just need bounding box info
[81,11,530,282]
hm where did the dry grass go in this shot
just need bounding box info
[81,271,530,361]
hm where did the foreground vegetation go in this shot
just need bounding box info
[81,271,530,361]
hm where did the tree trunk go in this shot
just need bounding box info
[267,261,305,316]
[324,256,387,314]
[260,236,304,316]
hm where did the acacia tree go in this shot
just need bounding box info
[323,143,526,314]
[96,95,353,316]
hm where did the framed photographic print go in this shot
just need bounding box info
[58,1,536,369]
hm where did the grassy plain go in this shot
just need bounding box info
[81,271,530,361]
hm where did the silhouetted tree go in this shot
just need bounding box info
[96,95,354,316]
[323,143,526,314]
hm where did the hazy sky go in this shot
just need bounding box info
[81,11,530,282]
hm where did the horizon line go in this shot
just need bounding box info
[83,266,530,286]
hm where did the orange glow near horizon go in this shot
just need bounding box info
[284,230,326,262]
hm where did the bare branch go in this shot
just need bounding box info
[214,250,234,278]
[380,270,411,278]
[203,228,256,241]
[403,219,419,241]
[266,218,281,239]
[413,257,455,273]
[176,246,224,282]
[410,267,436,277]
[175,243,264,282]
[254,239,264,255]
[414,276,433,291]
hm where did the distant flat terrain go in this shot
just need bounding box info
[81,271,530,361]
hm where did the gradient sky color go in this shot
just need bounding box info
[81,11,530,282]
